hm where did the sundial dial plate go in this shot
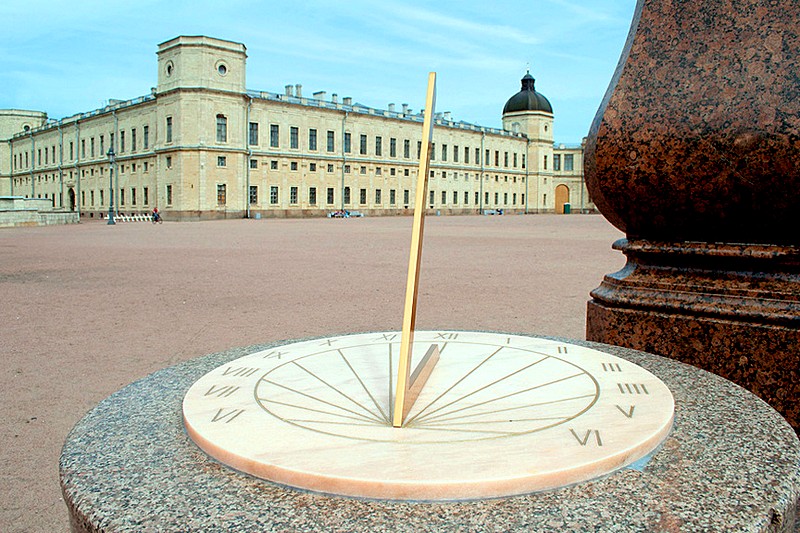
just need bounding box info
[183,331,674,500]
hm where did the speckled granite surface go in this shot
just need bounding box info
[583,0,800,435]
[60,336,800,532]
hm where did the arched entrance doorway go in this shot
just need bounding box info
[555,184,570,214]
[68,188,76,211]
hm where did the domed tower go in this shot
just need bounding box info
[502,72,554,212]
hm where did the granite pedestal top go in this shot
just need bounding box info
[60,335,800,532]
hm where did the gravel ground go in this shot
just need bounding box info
[0,214,623,532]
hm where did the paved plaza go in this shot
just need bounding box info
[1,214,623,531]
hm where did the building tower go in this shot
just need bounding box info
[502,72,554,212]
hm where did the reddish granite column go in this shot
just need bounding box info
[584,0,800,431]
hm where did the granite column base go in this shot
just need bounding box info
[586,239,800,433]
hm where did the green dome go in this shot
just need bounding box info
[503,72,553,114]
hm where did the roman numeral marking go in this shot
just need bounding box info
[602,362,622,372]
[557,346,568,354]
[222,366,259,378]
[205,385,240,398]
[435,333,459,340]
[211,408,245,424]
[617,383,649,395]
[262,350,285,360]
[570,429,603,446]
[616,405,635,418]
[376,333,398,341]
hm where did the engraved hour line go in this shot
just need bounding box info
[412,372,586,425]
[420,393,597,424]
[319,338,338,346]
[618,383,649,395]
[260,378,384,424]
[337,349,389,424]
[222,366,260,378]
[420,415,570,427]
[408,354,550,424]
[616,405,636,418]
[259,398,382,424]
[402,346,507,424]
[388,343,393,421]
[289,361,385,422]
[205,384,240,398]
[570,429,603,446]
[602,362,622,372]
[558,346,568,354]
[211,408,245,424]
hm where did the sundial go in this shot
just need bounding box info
[183,74,674,500]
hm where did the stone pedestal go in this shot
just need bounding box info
[584,0,800,430]
[60,338,800,532]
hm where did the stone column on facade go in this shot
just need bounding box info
[584,0,800,431]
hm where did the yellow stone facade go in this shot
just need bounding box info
[0,36,591,220]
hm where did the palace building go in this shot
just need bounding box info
[0,36,590,220]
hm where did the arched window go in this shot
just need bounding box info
[216,114,227,143]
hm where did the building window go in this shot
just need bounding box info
[390,189,396,205]
[375,136,382,156]
[554,154,561,171]
[132,128,137,151]
[453,191,459,204]
[120,131,126,153]
[464,146,470,164]
[513,153,518,167]
[250,159,258,169]
[390,138,397,157]
[166,156,172,168]
[310,162,317,171]
[248,186,258,205]
[144,187,149,205]
[475,191,479,205]
[271,160,278,170]
[390,168,396,176]
[327,130,335,152]
[290,186,298,204]
[360,134,367,155]
[404,139,410,158]
[375,189,382,204]
[504,151,509,167]
[243,122,257,147]
[216,115,227,143]
[495,151,500,166]
[344,132,351,153]
[417,141,422,159]
[513,193,517,205]
[495,192,499,205]
[441,190,447,205]
[476,148,480,164]
[91,190,95,206]
[342,186,350,204]
[404,189,410,205]
[309,129,317,151]
[309,187,317,205]
[131,187,137,205]
[270,186,279,204]
[522,154,526,169]
[69,142,74,160]
[143,126,149,149]
[327,164,334,172]
[217,184,226,206]
[290,161,298,171]
[99,190,104,205]
[404,169,409,177]
[543,155,548,170]
[290,127,299,149]
[344,164,351,173]
[166,117,173,143]
[90,138,95,158]
[441,144,447,161]
[431,143,435,161]
[564,154,574,171]
[521,193,525,205]
[270,124,279,147]
[81,139,85,158]
[464,191,469,204]
[360,166,366,175]
[120,189,125,206]
[504,193,509,205]
[327,187,334,205]
[429,190,435,206]
[217,156,227,167]
[360,188,367,204]
[453,145,459,162]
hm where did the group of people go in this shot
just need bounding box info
[330,210,351,218]
[151,208,162,223]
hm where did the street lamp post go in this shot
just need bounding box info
[107,147,116,225]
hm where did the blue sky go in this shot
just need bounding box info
[0,0,636,144]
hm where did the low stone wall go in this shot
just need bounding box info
[0,209,80,228]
